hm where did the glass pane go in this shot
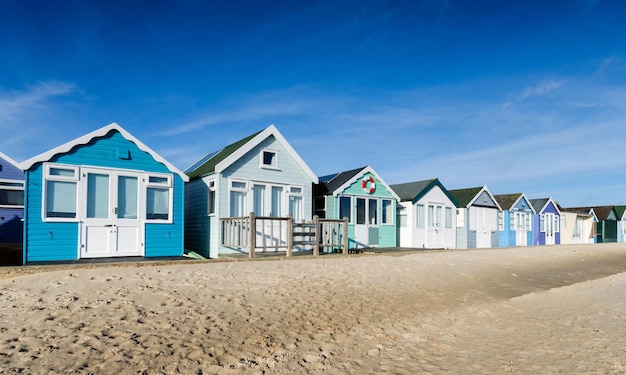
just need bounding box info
[416,205,424,228]
[339,196,351,222]
[230,190,245,216]
[49,167,75,177]
[368,199,377,225]
[271,186,283,217]
[436,206,442,227]
[147,187,169,220]
[356,198,366,225]
[0,181,23,187]
[263,151,276,166]
[87,173,109,219]
[445,207,452,228]
[149,176,169,184]
[289,195,302,221]
[253,185,265,215]
[382,200,391,224]
[428,205,434,227]
[46,181,77,218]
[118,176,138,219]
[0,189,24,206]
[231,181,246,189]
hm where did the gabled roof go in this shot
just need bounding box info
[390,178,458,206]
[559,207,595,219]
[185,124,317,183]
[493,193,535,213]
[449,186,501,210]
[318,166,367,194]
[20,123,189,181]
[0,151,21,170]
[563,205,615,221]
[316,166,400,200]
[614,205,626,220]
[529,198,561,215]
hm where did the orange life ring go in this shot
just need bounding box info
[362,176,376,194]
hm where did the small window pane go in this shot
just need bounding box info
[149,176,169,184]
[290,187,302,194]
[263,151,276,166]
[49,167,75,177]
[86,173,109,219]
[416,204,424,228]
[289,195,302,221]
[118,176,138,219]
[0,181,23,187]
[368,199,377,225]
[445,207,452,228]
[231,181,246,189]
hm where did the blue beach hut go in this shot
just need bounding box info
[20,123,188,263]
[0,152,24,245]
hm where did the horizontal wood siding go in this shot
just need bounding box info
[0,156,23,180]
[25,130,183,261]
[184,178,211,257]
[0,207,23,243]
[498,211,511,247]
[145,176,184,257]
[474,190,498,208]
[25,165,79,261]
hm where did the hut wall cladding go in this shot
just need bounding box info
[24,130,184,261]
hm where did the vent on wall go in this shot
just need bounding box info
[118,148,131,160]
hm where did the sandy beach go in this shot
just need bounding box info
[1,243,626,374]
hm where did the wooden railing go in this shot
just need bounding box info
[220,213,349,258]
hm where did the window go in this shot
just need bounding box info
[497,211,504,231]
[428,205,434,227]
[356,198,366,225]
[260,149,278,169]
[436,206,442,227]
[146,174,172,221]
[398,206,407,228]
[540,214,545,232]
[445,207,452,228]
[526,213,532,231]
[510,213,516,231]
[288,186,303,221]
[381,199,392,224]
[208,180,215,215]
[573,218,581,237]
[339,196,351,223]
[0,180,24,208]
[229,180,247,217]
[43,164,79,220]
[368,199,377,225]
[416,204,425,228]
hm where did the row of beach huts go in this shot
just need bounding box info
[0,122,623,264]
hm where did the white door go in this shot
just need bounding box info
[545,213,556,245]
[427,204,445,248]
[515,212,528,246]
[475,207,492,248]
[252,183,287,252]
[80,168,144,258]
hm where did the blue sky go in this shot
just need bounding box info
[1,0,626,207]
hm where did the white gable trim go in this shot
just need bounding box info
[536,198,561,215]
[467,185,502,211]
[513,193,536,214]
[215,124,318,183]
[0,151,21,170]
[332,166,401,201]
[20,123,189,182]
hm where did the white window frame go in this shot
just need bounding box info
[260,148,279,170]
[0,179,24,209]
[288,185,304,222]
[42,163,80,222]
[381,199,393,225]
[445,206,452,228]
[229,179,248,217]
[207,179,216,215]
[416,204,425,228]
[145,173,174,223]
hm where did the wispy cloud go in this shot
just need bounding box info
[0,81,77,119]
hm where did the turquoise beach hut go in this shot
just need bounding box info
[20,123,188,263]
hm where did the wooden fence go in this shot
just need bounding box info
[220,213,349,258]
